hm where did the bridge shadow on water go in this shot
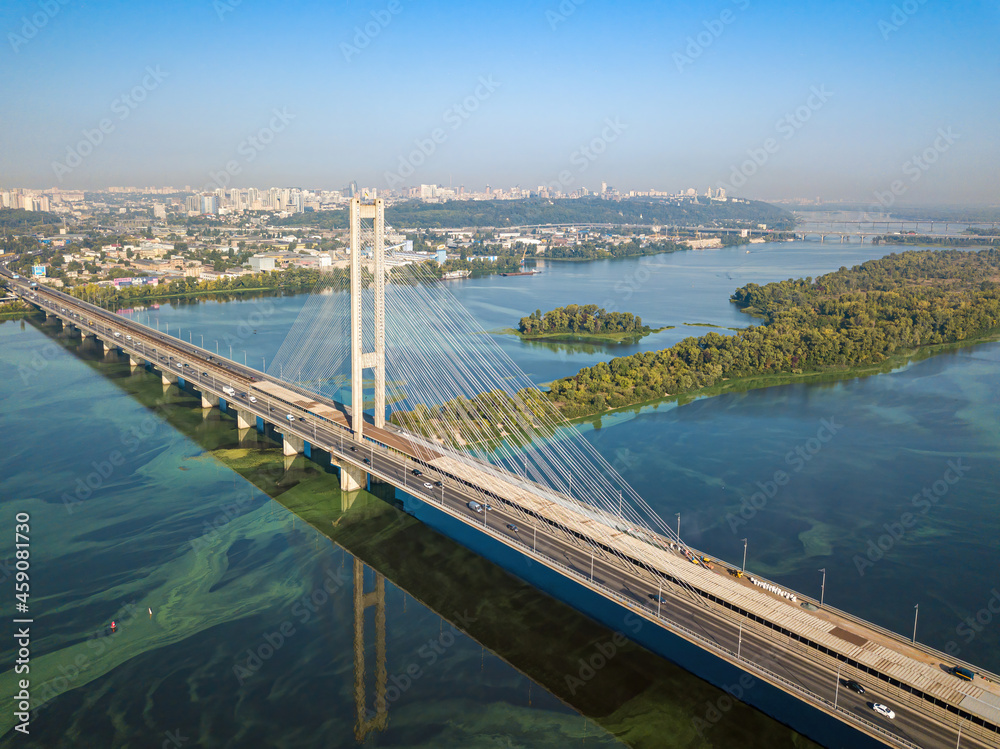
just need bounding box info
[32,316,822,749]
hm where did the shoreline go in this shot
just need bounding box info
[564,328,1000,426]
[507,325,672,344]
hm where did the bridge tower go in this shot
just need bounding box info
[349,196,387,437]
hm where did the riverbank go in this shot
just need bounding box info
[570,327,1000,425]
[0,301,38,319]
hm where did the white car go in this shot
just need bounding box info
[249,395,257,403]
[871,703,895,720]
[467,501,483,513]
[423,482,433,489]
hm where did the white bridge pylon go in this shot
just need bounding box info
[349,196,386,436]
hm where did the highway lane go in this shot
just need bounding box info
[5,270,998,749]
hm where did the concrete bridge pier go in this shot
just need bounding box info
[161,370,178,387]
[336,459,367,493]
[235,409,255,430]
[282,432,304,457]
[102,339,115,354]
[200,392,215,409]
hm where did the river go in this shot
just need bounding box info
[1,239,997,748]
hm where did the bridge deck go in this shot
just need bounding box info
[430,457,999,723]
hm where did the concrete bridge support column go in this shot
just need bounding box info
[103,340,114,354]
[200,393,215,409]
[235,409,255,430]
[338,461,367,493]
[282,432,304,457]
[161,370,178,386]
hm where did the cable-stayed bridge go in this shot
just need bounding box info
[4,201,1000,749]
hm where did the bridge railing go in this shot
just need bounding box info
[437,506,925,749]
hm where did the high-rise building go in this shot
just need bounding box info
[200,195,218,214]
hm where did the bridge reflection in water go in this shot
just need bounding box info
[353,557,388,741]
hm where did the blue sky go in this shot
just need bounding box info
[1,0,998,204]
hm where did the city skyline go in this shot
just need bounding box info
[2,1,998,205]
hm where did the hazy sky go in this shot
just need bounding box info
[2,0,998,204]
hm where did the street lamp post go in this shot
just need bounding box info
[741,538,748,572]
[675,513,681,544]
[819,568,827,607]
[913,604,919,643]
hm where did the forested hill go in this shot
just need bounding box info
[275,197,794,230]
[546,249,1000,417]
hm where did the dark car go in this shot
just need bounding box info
[412,469,422,476]
[844,680,865,695]
[434,481,443,487]
[505,523,518,532]
[649,593,668,604]
[363,458,371,465]
[349,446,357,452]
